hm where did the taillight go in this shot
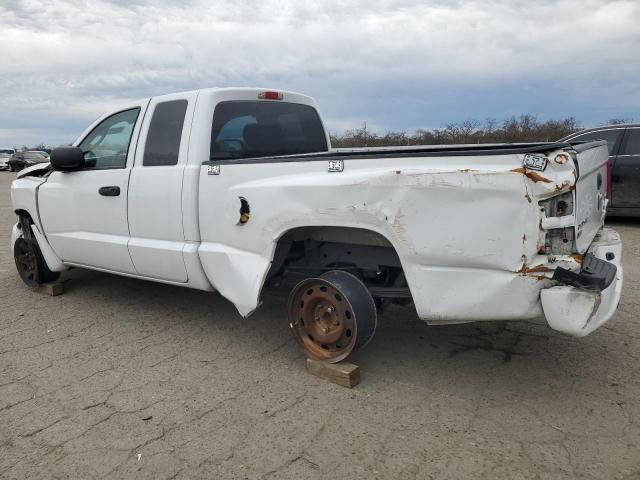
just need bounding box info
[540,191,573,218]
[258,91,283,100]
[605,159,612,199]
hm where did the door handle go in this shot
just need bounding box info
[99,186,120,196]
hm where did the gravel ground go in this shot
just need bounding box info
[1,171,639,480]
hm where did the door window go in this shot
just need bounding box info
[79,108,140,169]
[569,129,624,155]
[622,129,640,155]
[143,100,188,166]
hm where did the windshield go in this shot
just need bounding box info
[211,101,328,160]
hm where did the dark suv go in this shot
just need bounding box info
[561,124,640,217]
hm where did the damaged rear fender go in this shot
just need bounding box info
[198,223,405,318]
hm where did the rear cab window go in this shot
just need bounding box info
[211,101,328,160]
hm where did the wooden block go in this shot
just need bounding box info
[306,358,360,388]
[39,282,64,296]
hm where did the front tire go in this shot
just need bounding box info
[14,237,59,288]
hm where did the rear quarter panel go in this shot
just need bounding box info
[197,154,546,318]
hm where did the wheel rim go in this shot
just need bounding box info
[14,238,39,288]
[288,278,358,363]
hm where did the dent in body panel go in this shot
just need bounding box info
[198,160,550,320]
[30,224,67,272]
[10,175,48,233]
[10,175,67,273]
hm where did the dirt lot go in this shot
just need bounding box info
[1,172,639,480]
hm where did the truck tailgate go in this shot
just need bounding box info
[572,140,609,253]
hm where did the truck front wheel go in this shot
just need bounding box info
[287,270,377,363]
[13,237,59,288]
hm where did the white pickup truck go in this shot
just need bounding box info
[10,87,623,362]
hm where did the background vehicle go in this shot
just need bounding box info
[9,88,622,363]
[561,124,640,216]
[8,150,50,172]
[0,148,15,171]
[27,150,51,159]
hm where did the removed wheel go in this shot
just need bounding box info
[13,237,59,289]
[288,270,377,363]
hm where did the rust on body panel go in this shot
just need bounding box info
[517,254,554,275]
[571,253,584,264]
[519,264,554,274]
[510,167,553,184]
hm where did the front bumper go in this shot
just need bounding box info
[540,228,623,337]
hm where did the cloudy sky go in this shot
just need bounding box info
[1,0,638,146]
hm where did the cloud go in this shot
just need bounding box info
[0,0,638,145]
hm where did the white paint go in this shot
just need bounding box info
[573,142,609,253]
[127,90,198,282]
[36,97,149,274]
[30,224,67,272]
[8,87,623,338]
[541,228,623,336]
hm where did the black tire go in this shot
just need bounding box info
[287,269,377,363]
[13,237,59,288]
[320,270,378,349]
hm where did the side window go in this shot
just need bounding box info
[570,129,624,155]
[622,129,640,155]
[79,108,140,169]
[143,100,188,166]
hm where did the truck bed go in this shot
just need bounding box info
[204,141,573,165]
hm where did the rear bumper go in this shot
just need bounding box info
[540,228,623,337]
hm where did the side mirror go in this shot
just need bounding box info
[50,146,84,171]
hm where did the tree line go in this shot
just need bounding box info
[329,115,632,148]
[13,115,634,151]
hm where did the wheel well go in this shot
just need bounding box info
[14,209,33,222]
[14,210,34,238]
[264,226,409,304]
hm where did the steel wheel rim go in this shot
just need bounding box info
[288,278,358,363]
[14,239,38,288]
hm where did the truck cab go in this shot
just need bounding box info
[16,88,329,282]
